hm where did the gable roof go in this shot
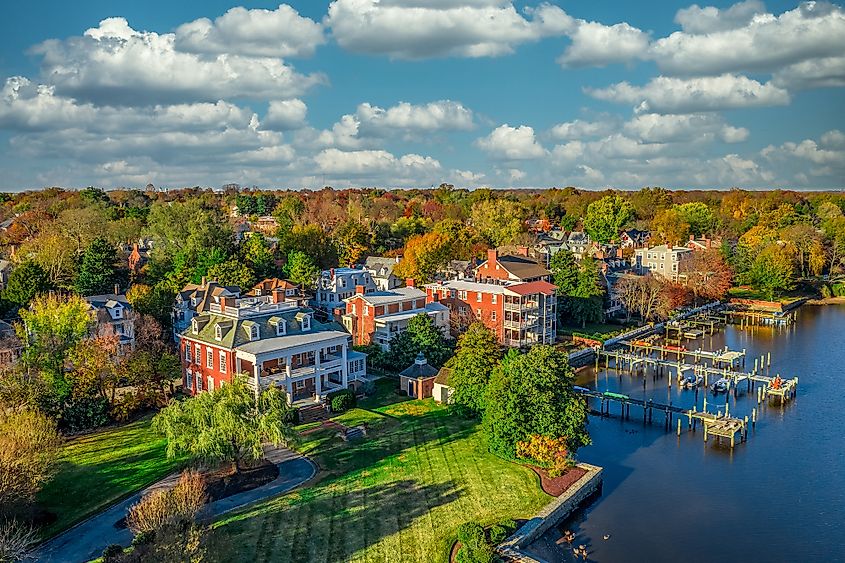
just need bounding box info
[494,254,550,280]
[505,280,557,296]
[247,278,298,296]
[364,256,398,278]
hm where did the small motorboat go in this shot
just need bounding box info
[681,374,703,389]
[711,378,729,393]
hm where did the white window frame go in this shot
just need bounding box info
[215,325,222,340]
[206,348,213,369]
[491,294,497,304]
[250,324,259,340]
[195,344,201,364]
[185,345,192,363]
[207,376,214,392]
[219,351,227,374]
[476,292,482,302]
[276,321,286,336]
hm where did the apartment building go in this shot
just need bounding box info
[312,267,377,320]
[178,293,368,404]
[475,248,551,284]
[634,245,693,281]
[342,280,449,350]
[425,279,557,347]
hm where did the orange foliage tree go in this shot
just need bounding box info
[516,435,572,477]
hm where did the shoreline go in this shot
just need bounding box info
[805,296,845,305]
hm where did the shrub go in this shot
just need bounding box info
[820,284,833,299]
[833,283,845,297]
[488,524,509,545]
[457,521,485,548]
[60,395,111,432]
[102,544,125,562]
[0,519,36,563]
[516,435,573,477]
[328,389,356,413]
[456,542,494,563]
[0,409,61,516]
[126,470,207,536]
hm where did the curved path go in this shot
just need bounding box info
[35,448,317,563]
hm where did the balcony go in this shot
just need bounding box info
[503,302,521,312]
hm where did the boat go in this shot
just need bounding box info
[681,373,703,389]
[665,344,687,352]
[711,378,729,393]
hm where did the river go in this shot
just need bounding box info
[529,304,845,563]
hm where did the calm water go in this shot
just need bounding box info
[531,304,845,563]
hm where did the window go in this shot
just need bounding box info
[219,351,227,374]
[191,319,198,334]
[295,380,305,389]
[250,324,259,340]
[195,374,203,392]
[491,294,497,304]
[302,315,311,331]
[207,376,214,392]
[194,344,201,364]
[214,325,222,340]
[114,308,122,318]
[276,320,286,336]
[364,306,369,317]
[206,348,213,368]
[476,308,482,318]
[458,290,467,300]
[185,370,193,391]
[185,345,192,362]
[476,292,482,302]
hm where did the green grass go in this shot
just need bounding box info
[37,415,185,539]
[209,397,551,563]
[728,286,808,304]
[560,321,634,340]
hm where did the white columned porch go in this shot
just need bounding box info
[341,341,349,389]
[315,348,322,398]
[252,362,260,400]
[285,355,293,402]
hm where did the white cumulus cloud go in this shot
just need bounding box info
[476,124,546,160]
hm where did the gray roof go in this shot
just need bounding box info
[364,256,398,277]
[237,330,351,356]
[346,286,426,306]
[400,353,439,379]
[84,294,131,311]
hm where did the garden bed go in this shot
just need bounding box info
[530,465,587,497]
[204,458,279,502]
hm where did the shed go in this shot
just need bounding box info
[399,352,439,399]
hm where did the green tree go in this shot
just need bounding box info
[207,259,255,290]
[675,202,715,236]
[283,250,320,288]
[448,322,502,417]
[75,237,119,296]
[18,293,93,403]
[334,220,373,266]
[386,314,452,371]
[749,243,797,300]
[278,224,338,269]
[583,195,634,244]
[153,378,298,473]
[240,234,275,279]
[568,258,604,327]
[2,260,51,308]
[482,346,590,459]
[469,199,526,246]
[549,250,578,295]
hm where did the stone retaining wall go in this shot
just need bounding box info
[498,463,603,562]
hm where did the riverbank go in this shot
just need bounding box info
[805,296,845,305]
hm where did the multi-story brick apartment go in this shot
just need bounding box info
[633,245,693,281]
[425,279,557,347]
[172,278,241,339]
[312,267,378,321]
[475,249,551,284]
[178,293,368,404]
[342,280,450,350]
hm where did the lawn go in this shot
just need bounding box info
[560,321,634,340]
[208,393,551,563]
[36,415,185,539]
[727,286,808,304]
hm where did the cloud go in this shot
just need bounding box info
[587,74,790,114]
[313,148,441,178]
[652,2,845,76]
[326,0,574,59]
[262,99,308,130]
[476,124,546,159]
[356,100,474,134]
[174,4,325,58]
[558,21,650,67]
[31,17,325,105]
[548,118,618,140]
[772,55,845,89]
[623,113,748,143]
[674,0,765,34]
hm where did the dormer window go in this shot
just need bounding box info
[214,325,222,340]
[191,297,199,306]
[192,319,199,334]
[269,316,286,336]
[301,315,311,331]
[113,307,122,318]
[243,322,259,341]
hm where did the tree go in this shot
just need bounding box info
[675,202,715,236]
[394,232,453,284]
[615,274,668,322]
[2,260,50,308]
[549,250,578,295]
[18,293,93,403]
[153,378,298,473]
[568,258,604,327]
[75,237,119,296]
[650,208,690,246]
[207,259,255,290]
[0,409,61,517]
[126,470,206,535]
[385,314,452,371]
[334,220,373,266]
[126,283,174,327]
[240,233,275,279]
[68,335,122,407]
[583,195,634,244]
[123,315,181,407]
[679,249,733,304]
[448,322,502,416]
[749,243,797,300]
[278,224,338,269]
[470,199,526,246]
[482,346,589,459]
[283,250,320,288]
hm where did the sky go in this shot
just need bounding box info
[0,0,843,191]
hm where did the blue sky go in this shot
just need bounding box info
[0,0,843,190]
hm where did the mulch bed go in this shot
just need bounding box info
[531,466,587,497]
[204,458,280,502]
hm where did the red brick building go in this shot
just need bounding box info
[342,280,450,350]
[475,249,551,284]
[425,279,557,347]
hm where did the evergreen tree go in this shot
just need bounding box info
[569,258,604,327]
[74,238,118,296]
[2,260,51,308]
[283,250,319,288]
[386,314,452,371]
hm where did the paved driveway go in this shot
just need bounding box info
[35,448,316,563]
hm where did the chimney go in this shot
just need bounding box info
[114,283,120,295]
[517,246,528,257]
[487,248,498,265]
[355,284,365,295]
[406,278,415,288]
[201,276,208,287]
[272,288,284,303]
[689,234,695,241]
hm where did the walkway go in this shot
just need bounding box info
[35,448,317,563]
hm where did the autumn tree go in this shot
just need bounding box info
[334,220,373,266]
[679,249,733,304]
[394,231,453,284]
[615,274,669,322]
[469,199,526,246]
[650,208,690,246]
[583,195,634,244]
[239,233,275,280]
[448,322,502,416]
[749,243,797,300]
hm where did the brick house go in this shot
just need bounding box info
[425,279,557,347]
[246,278,308,306]
[399,352,439,399]
[342,280,450,350]
[172,278,241,339]
[178,293,369,404]
[475,249,551,284]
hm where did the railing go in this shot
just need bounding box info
[503,302,521,312]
